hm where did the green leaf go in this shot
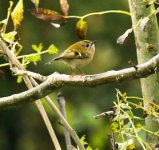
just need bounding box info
[28,54,41,65]
[80,135,93,150]
[17,75,23,83]
[32,43,43,53]
[120,103,131,109]
[80,135,88,146]
[1,31,17,43]
[86,146,93,150]
[111,121,119,131]
[47,44,59,54]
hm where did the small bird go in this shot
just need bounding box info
[46,40,96,74]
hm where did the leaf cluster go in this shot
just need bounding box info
[105,90,159,150]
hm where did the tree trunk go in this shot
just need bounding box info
[128,0,159,148]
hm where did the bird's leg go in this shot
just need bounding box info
[69,66,76,76]
[76,67,85,76]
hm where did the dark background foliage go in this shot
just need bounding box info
[0,0,141,149]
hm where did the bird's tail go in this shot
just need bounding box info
[45,56,63,64]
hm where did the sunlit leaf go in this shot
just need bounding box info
[32,43,43,53]
[60,0,69,16]
[80,135,88,146]
[17,75,23,83]
[11,0,24,29]
[30,8,64,21]
[127,142,136,150]
[111,121,119,131]
[47,44,59,54]
[86,146,92,150]
[117,28,132,44]
[120,103,131,109]
[76,19,87,39]
[118,139,135,150]
[1,31,17,43]
[140,17,150,31]
[27,54,41,65]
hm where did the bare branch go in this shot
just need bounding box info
[93,111,114,119]
[13,69,47,81]
[1,53,159,107]
[57,92,72,147]
[0,38,85,150]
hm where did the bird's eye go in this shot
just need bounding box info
[85,43,90,48]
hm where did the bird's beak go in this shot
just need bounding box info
[91,40,96,46]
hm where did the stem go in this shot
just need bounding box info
[35,100,61,149]
[65,10,131,19]
[1,1,13,33]
[114,102,147,150]
[17,50,48,59]
[46,96,85,150]
[0,50,48,68]
[57,92,72,147]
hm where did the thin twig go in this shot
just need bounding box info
[30,78,85,150]
[65,10,131,19]
[108,115,117,150]
[12,69,47,81]
[93,111,114,119]
[57,92,72,147]
[0,38,61,150]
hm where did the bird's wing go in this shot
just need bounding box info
[62,49,88,59]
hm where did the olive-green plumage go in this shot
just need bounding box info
[47,40,96,73]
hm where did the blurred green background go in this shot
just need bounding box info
[0,0,142,149]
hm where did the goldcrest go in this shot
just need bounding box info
[47,40,96,73]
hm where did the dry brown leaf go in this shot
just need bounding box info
[60,0,69,16]
[30,8,64,21]
[117,28,132,45]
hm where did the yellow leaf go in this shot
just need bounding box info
[11,0,24,29]
[76,19,87,39]
[60,0,69,16]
